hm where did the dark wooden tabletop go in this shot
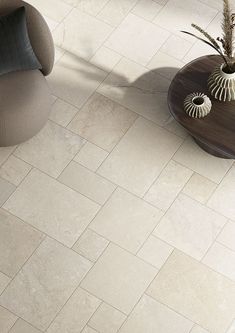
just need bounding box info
[168,55,235,158]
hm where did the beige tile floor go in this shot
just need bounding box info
[1,0,235,332]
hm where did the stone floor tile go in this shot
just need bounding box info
[154,194,226,260]
[47,288,101,333]
[14,121,84,178]
[81,244,157,314]
[147,250,235,333]
[90,188,163,253]
[3,169,99,247]
[89,303,126,333]
[73,229,109,262]
[98,117,182,196]
[74,142,109,172]
[0,238,92,331]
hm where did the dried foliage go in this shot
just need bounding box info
[182,0,235,72]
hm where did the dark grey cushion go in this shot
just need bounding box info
[0,6,41,75]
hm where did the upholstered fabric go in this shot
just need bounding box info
[0,6,42,76]
[0,70,52,146]
[0,0,55,76]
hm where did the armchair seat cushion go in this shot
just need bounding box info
[0,69,52,146]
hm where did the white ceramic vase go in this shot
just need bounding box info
[208,64,235,102]
[184,92,212,118]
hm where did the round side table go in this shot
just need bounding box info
[168,55,235,159]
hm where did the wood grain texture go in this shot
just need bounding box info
[168,55,235,158]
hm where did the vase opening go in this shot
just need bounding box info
[221,63,235,74]
[192,96,204,106]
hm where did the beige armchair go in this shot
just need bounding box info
[0,0,54,147]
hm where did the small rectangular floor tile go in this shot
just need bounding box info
[105,13,170,65]
[0,156,31,186]
[73,229,109,262]
[90,187,163,253]
[47,288,101,333]
[89,303,126,333]
[147,250,235,333]
[74,142,109,172]
[119,294,193,333]
[0,146,16,166]
[68,93,137,152]
[203,242,235,282]
[9,319,42,333]
[217,221,235,252]
[0,178,16,207]
[81,244,157,314]
[174,137,233,184]
[227,319,235,333]
[0,272,10,295]
[98,117,182,197]
[82,326,98,333]
[98,0,138,27]
[3,169,100,247]
[144,160,193,211]
[75,0,110,16]
[59,161,116,205]
[154,194,226,260]
[190,325,210,333]
[49,98,79,127]
[137,236,173,269]
[0,306,17,333]
[0,209,44,277]
[0,238,92,331]
[14,121,84,178]
[183,173,217,204]
[208,166,235,220]
[132,0,162,21]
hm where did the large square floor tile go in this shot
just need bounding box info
[0,238,92,331]
[154,194,226,260]
[48,53,107,109]
[14,121,84,178]
[47,288,101,333]
[119,294,193,333]
[53,8,113,60]
[98,58,171,125]
[3,169,100,247]
[81,244,157,314]
[147,250,235,333]
[0,209,44,277]
[208,166,235,221]
[90,188,163,253]
[68,93,137,151]
[105,13,170,65]
[98,117,182,197]
[173,137,233,183]
[202,242,235,282]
